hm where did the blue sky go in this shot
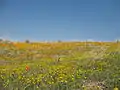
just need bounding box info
[0,0,120,41]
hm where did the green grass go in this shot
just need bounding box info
[0,42,120,90]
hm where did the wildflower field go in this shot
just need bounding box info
[0,41,120,90]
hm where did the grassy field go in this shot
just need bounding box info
[0,41,120,90]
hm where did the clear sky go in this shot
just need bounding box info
[0,0,120,41]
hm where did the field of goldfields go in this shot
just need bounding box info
[0,41,120,90]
